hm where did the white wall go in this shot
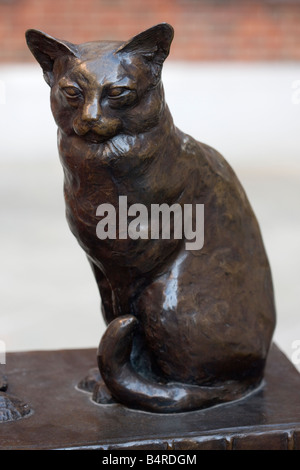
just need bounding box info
[0,62,299,371]
[165,62,300,170]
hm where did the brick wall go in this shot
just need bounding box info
[1,0,300,62]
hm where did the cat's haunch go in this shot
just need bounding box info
[26,24,276,413]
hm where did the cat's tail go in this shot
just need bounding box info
[97,315,255,413]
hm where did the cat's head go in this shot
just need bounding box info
[25,24,174,144]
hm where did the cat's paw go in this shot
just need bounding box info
[0,392,31,422]
[77,367,115,404]
[77,367,101,393]
[92,381,115,405]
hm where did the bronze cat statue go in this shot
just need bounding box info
[26,24,276,413]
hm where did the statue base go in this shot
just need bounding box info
[0,344,299,450]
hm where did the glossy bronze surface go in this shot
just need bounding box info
[25,24,276,413]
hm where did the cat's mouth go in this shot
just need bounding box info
[83,131,109,144]
[73,120,121,145]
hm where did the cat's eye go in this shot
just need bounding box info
[106,87,137,109]
[107,87,131,99]
[61,86,82,99]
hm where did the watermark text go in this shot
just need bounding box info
[292,340,300,365]
[291,80,300,104]
[0,340,6,365]
[96,196,204,251]
[0,80,5,105]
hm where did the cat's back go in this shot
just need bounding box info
[178,130,262,239]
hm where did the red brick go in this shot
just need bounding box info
[0,0,300,62]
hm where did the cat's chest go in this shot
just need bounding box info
[58,132,113,196]
[58,131,167,204]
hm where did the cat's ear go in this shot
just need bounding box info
[116,23,174,74]
[25,29,77,86]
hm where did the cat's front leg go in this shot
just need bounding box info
[76,259,118,403]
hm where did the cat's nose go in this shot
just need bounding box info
[73,99,102,136]
[81,100,101,123]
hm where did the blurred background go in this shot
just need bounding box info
[0,0,299,371]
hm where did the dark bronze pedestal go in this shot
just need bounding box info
[0,344,299,450]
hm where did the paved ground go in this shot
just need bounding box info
[0,63,299,371]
